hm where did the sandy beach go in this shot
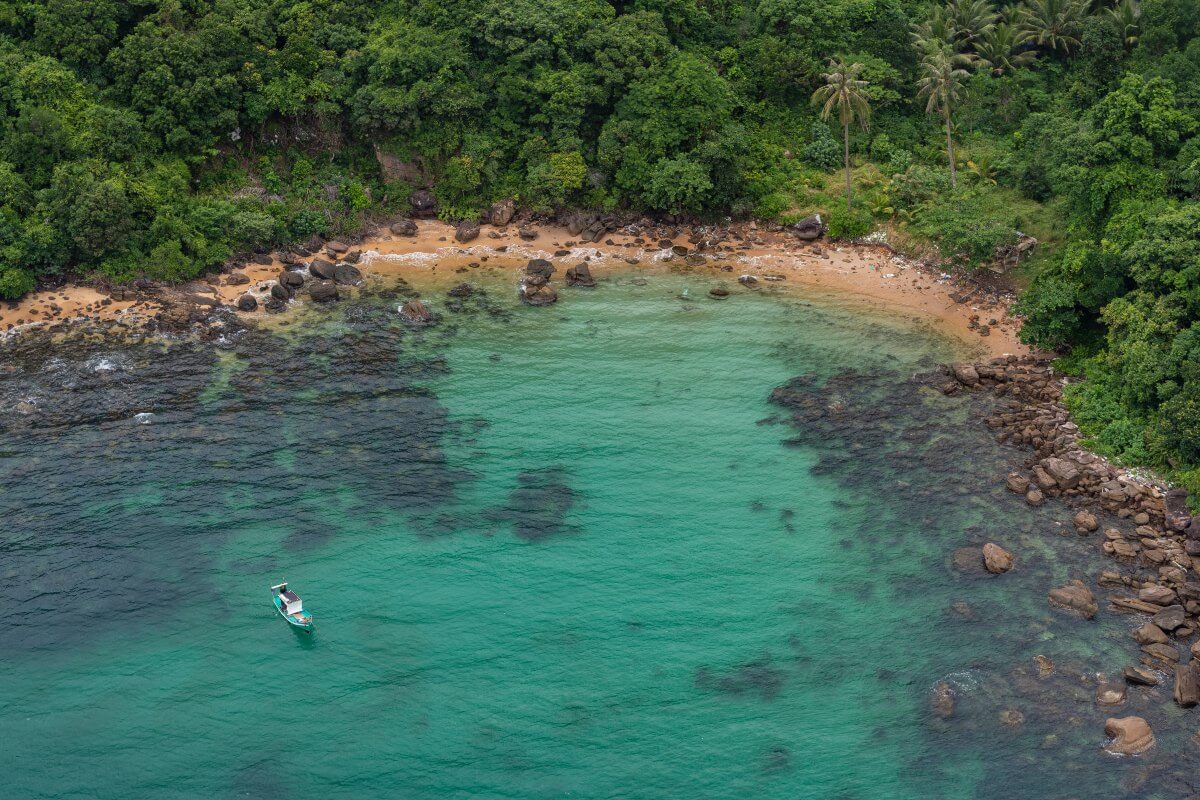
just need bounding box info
[0,220,1026,357]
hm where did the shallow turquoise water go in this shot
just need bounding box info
[1,273,1194,798]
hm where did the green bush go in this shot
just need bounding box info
[754,191,792,221]
[0,267,35,299]
[826,203,873,240]
[801,123,842,172]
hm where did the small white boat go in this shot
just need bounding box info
[271,581,314,633]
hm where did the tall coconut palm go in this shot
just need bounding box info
[911,5,959,56]
[811,58,872,212]
[1107,0,1141,50]
[949,0,999,51]
[1023,0,1085,56]
[916,48,972,189]
[974,19,1038,74]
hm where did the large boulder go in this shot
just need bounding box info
[525,259,555,280]
[952,363,979,387]
[308,281,339,303]
[521,283,558,307]
[399,299,432,324]
[236,293,258,312]
[1166,488,1191,531]
[566,214,588,236]
[1138,584,1176,606]
[490,199,516,227]
[792,213,825,240]
[1033,465,1057,490]
[1041,457,1081,490]
[1073,510,1099,532]
[455,221,481,243]
[580,220,606,243]
[1006,473,1030,494]
[982,543,1014,574]
[1123,666,1160,686]
[309,259,336,280]
[930,681,955,719]
[225,271,250,286]
[566,263,597,287]
[279,270,305,289]
[390,219,418,236]
[1133,623,1170,645]
[1152,604,1187,631]
[1174,664,1200,707]
[333,263,363,286]
[1048,580,1098,619]
[1096,680,1127,706]
[1103,717,1155,755]
[1142,641,1181,666]
[410,189,438,217]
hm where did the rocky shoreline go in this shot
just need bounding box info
[944,354,1199,754]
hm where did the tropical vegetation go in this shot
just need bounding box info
[0,0,1198,489]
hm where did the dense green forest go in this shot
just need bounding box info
[0,0,1199,484]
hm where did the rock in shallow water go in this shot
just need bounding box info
[1124,666,1160,686]
[930,681,955,718]
[333,263,363,286]
[1048,580,1097,619]
[1104,716,1155,755]
[1006,472,1030,494]
[1133,623,1169,645]
[308,281,339,303]
[983,542,1014,573]
[1174,664,1200,707]
[1096,680,1127,706]
[1153,604,1187,631]
[399,300,432,324]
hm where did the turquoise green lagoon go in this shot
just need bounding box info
[0,272,1192,798]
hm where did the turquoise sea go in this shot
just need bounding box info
[1,269,1196,798]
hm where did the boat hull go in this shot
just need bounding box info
[273,595,314,633]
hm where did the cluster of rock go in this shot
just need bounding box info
[944,352,1200,750]
[945,355,1167,525]
[113,234,382,334]
[520,259,558,306]
[236,238,365,314]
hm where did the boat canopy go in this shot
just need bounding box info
[281,590,303,615]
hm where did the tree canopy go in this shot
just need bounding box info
[0,0,1199,489]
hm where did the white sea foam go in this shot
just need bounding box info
[87,355,123,373]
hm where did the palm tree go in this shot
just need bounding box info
[916,48,972,189]
[911,5,959,56]
[811,58,872,211]
[949,0,999,51]
[974,19,1038,74]
[1023,0,1085,56]
[1107,0,1141,50]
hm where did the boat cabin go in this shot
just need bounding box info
[280,590,304,616]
